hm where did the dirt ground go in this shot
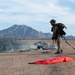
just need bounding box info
[0,40,75,75]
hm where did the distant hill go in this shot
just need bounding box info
[65,35,75,40]
[0,25,75,40]
[0,25,52,39]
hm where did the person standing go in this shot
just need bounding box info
[50,19,67,54]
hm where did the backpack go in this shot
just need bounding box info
[56,23,67,35]
[56,23,67,29]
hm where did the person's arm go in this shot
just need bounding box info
[52,26,58,38]
[53,26,58,33]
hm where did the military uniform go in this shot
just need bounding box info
[50,19,66,54]
[51,24,64,54]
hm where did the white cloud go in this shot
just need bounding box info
[0,0,71,21]
[0,0,75,35]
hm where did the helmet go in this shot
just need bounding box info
[50,19,56,23]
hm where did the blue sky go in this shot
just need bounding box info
[0,0,75,35]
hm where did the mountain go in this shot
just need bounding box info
[0,25,52,39]
[0,25,75,40]
[64,35,75,40]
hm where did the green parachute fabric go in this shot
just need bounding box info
[34,56,73,64]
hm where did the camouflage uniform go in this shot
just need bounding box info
[51,24,62,54]
[50,19,66,54]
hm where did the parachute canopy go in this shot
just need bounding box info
[34,56,73,64]
[0,39,37,52]
[34,41,57,50]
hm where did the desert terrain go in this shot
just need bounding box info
[0,40,75,75]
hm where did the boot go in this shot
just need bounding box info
[55,51,60,54]
[61,49,63,52]
[55,49,63,54]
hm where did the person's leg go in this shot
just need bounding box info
[55,35,62,54]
